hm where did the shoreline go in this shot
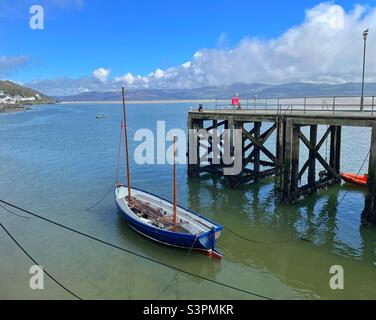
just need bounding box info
[0,105,26,114]
[59,99,216,105]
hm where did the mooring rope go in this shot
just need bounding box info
[301,134,376,242]
[0,203,30,219]
[85,184,114,212]
[0,199,273,300]
[0,223,82,300]
[223,226,294,245]
[155,235,199,300]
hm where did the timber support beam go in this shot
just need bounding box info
[362,124,376,227]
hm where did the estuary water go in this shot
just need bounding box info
[0,103,375,300]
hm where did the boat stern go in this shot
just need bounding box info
[198,225,223,259]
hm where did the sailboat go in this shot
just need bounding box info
[115,87,223,259]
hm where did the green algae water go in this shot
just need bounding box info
[0,103,375,300]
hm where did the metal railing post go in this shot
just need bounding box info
[254,97,256,111]
[333,96,336,115]
[372,96,375,116]
[304,97,307,114]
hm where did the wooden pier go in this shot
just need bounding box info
[187,96,376,227]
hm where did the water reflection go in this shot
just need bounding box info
[115,213,222,284]
[187,173,376,264]
[186,174,376,298]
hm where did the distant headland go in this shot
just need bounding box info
[0,80,53,113]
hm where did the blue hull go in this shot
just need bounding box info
[115,187,222,257]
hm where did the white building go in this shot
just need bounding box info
[14,95,37,102]
[0,96,16,104]
[20,96,36,102]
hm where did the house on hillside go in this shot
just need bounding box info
[21,96,36,102]
[0,95,16,104]
[14,95,37,102]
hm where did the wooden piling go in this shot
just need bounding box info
[282,119,293,202]
[330,126,341,175]
[362,123,376,226]
[254,122,261,180]
[290,124,300,198]
[308,125,317,187]
[275,116,285,193]
[209,120,217,166]
[188,118,203,177]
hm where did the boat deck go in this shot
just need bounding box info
[133,193,209,234]
[128,194,190,234]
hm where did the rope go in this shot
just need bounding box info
[177,166,187,191]
[0,223,81,300]
[0,199,273,300]
[86,159,186,213]
[155,235,199,300]
[86,120,122,212]
[222,130,376,245]
[223,226,294,245]
[301,134,376,242]
[0,203,30,219]
[85,184,114,212]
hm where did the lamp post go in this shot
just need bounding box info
[360,29,369,111]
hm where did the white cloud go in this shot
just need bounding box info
[153,69,165,79]
[0,55,30,77]
[115,72,135,85]
[27,3,376,95]
[112,2,376,88]
[93,67,110,82]
[182,61,192,69]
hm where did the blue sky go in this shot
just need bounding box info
[1,0,375,95]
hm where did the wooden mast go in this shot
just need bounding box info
[121,87,132,198]
[173,136,177,226]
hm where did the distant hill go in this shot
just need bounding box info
[55,82,376,102]
[0,80,52,104]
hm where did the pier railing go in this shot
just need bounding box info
[213,96,376,114]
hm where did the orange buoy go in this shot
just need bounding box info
[340,173,368,186]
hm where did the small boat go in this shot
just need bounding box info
[340,172,368,186]
[96,113,106,119]
[115,186,222,257]
[114,87,222,258]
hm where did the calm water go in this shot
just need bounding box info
[0,103,375,300]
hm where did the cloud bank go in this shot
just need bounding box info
[0,55,30,77]
[28,2,376,96]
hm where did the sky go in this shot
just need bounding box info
[0,0,375,95]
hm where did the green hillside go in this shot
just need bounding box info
[0,80,52,104]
